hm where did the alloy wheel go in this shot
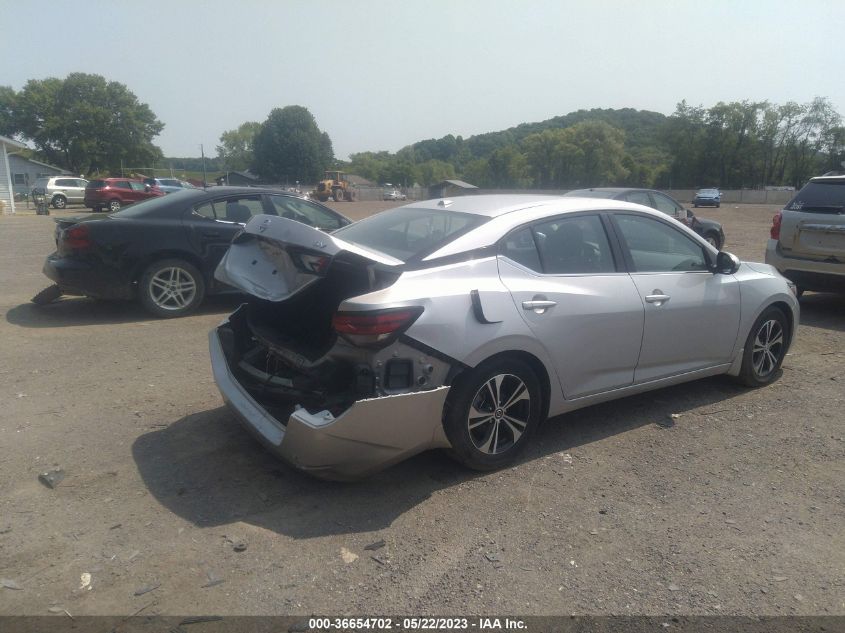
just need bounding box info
[751,319,784,377]
[148,267,197,311]
[467,373,531,455]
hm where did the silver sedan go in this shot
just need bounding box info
[210,195,799,479]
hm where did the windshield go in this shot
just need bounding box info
[786,181,845,212]
[333,207,489,262]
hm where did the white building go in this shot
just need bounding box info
[1,135,28,214]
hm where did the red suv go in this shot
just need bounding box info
[84,178,163,212]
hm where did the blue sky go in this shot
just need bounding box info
[2,0,842,159]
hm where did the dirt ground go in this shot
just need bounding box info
[0,200,842,618]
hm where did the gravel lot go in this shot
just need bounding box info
[0,200,843,617]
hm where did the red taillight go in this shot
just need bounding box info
[770,211,782,240]
[332,307,423,347]
[64,225,91,250]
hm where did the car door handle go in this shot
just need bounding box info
[522,300,557,312]
[645,293,671,304]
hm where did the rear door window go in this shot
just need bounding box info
[650,192,683,218]
[267,195,345,231]
[534,215,616,274]
[213,195,265,223]
[500,227,542,272]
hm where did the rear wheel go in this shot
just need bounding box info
[737,306,789,387]
[108,199,121,213]
[332,188,343,202]
[139,259,205,318]
[443,357,542,471]
[51,195,67,209]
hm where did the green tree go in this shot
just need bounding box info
[13,73,163,174]
[486,146,529,188]
[252,106,333,183]
[416,159,455,186]
[216,121,260,171]
[0,86,17,137]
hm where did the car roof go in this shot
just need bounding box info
[809,175,845,183]
[410,194,633,218]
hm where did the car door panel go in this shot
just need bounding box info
[611,212,742,383]
[628,272,741,382]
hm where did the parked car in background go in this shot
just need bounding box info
[84,178,163,212]
[143,177,196,194]
[694,188,721,207]
[766,174,845,295]
[383,187,407,201]
[31,176,89,209]
[564,187,726,249]
[210,195,798,479]
[39,188,350,317]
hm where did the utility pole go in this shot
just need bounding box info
[200,144,208,188]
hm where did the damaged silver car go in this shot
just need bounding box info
[210,195,799,479]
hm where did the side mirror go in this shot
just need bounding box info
[715,251,740,275]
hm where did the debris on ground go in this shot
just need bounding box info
[79,573,92,591]
[233,541,247,552]
[38,469,65,489]
[668,583,681,591]
[133,582,160,596]
[370,555,387,565]
[364,539,386,551]
[1,578,23,590]
[340,547,358,563]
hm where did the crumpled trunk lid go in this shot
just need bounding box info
[215,214,401,302]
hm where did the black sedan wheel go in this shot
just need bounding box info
[705,232,722,249]
[139,259,205,318]
[737,306,789,387]
[444,357,542,470]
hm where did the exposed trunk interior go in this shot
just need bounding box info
[219,255,401,417]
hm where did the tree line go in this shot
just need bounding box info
[3,73,843,189]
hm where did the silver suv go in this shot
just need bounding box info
[766,175,845,294]
[31,176,89,209]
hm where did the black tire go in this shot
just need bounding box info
[31,284,63,305]
[51,195,67,209]
[443,357,543,471]
[736,306,789,387]
[704,231,722,250]
[108,199,121,213]
[332,188,343,202]
[138,259,205,318]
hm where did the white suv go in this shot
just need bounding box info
[766,174,845,295]
[31,176,89,209]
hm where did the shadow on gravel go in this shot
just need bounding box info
[132,376,744,539]
[798,292,845,333]
[5,295,243,328]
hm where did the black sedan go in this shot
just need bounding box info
[564,187,726,249]
[38,187,350,317]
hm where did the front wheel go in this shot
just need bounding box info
[736,306,789,387]
[443,357,542,471]
[52,196,67,209]
[108,199,121,213]
[332,188,343,202]
[139,259,205,318]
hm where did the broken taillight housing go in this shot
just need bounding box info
[290,249,331,275]
[332,307,423,348]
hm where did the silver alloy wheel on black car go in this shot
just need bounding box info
[139,259,205,318]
